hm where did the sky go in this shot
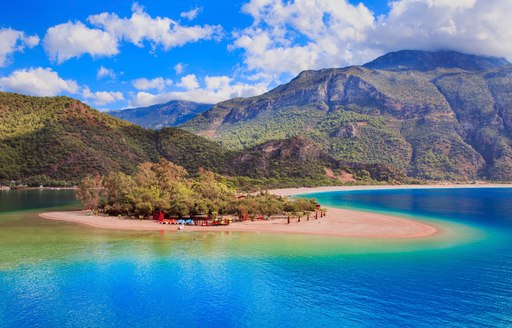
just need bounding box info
[0,0,510,110]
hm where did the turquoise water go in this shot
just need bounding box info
[1,188,512,327]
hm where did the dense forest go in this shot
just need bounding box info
[77,159,319,219]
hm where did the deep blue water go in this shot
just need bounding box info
[0,188,512,327]
[303,187,512,229]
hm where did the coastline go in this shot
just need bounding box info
[268,183,512,197]
[38,184,510,239]
[38,209,437,239]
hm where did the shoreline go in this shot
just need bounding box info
[38,209,437,239]
[38,184,510,239]
[268,183,512,197]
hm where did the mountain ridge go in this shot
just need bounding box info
[0,92,401,187]
[364,50,510,71]
[109,100,212,129]
[181,50,512,181]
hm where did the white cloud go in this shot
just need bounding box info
[205,75,231,91]
[177,74,200,90]
[132,77,172,91]
[233,0,512,82]
[0,67,78,96]
[43,21,119,63]
[372,0,512,58]
[180,7,202,21]
[97,66,116,79]
[41,4,221,63]
[129,75,268,106]
[0,28,39,66]
[174,62,186,74]
[83,86,124,106]
[88,3,222,51]
[232,0,376,79]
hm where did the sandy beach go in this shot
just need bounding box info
[39,207,437,238]
[38,184,510,238]
[268,183,512,197]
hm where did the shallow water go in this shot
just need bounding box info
[0,188,511,327]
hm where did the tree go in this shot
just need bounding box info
[76,175,103,210]
[193,168,236,214]
[76,158,322,222]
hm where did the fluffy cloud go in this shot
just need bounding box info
[88,3,222,51]
[177,74,200,90]
[372,0,512,58]
[97,66,116,79]
[0,67,78,96]
[83,87,124,106]
[132,77,172,91]
[233,0,512,81]
[129,75,268,106]
[180,7,201,21]
[42,3,221,63]
[174,62,186,75]
[43,21,119,63]
[0,28,39,66]
[232,0,376,79]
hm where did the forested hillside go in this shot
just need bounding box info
[0,92,401,187]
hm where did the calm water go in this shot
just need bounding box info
[0,188,511,327]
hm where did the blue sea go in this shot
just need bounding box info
[0,188,511,327]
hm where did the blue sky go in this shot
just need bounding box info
[0,0,510,110]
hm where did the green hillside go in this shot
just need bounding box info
[0,92,158,185]
[0,92,401,187]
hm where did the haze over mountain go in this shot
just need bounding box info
[182,50,512,181]
[109,100,212,129]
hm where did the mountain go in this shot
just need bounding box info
[0,92,158,185]
[225,136,404,184]
[109,100,212,129]
[364,50,509,72]
[182,50,512,181]
[0,92,399,187]
[157,131,405,187]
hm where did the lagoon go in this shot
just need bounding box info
[1,188,512,327]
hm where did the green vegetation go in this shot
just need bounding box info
[77,158,318,219]
[0,92,403,188]
[182,52,512,181]
[0,92,157,186]
[6,49,511,186]
[213,107,326,150]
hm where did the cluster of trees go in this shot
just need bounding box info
[77,158,319,219]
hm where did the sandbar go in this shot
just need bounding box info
[39,209,436,238]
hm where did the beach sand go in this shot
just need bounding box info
[39,184,471,238]
[39,208,436,238]
[39,184,511,238]
[268,183,512,197]
[39,184,510,238]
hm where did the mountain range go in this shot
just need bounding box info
[181,50,512,181]
[1,50,511,186]
[109,100,212,129]
[0,92,399,187]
